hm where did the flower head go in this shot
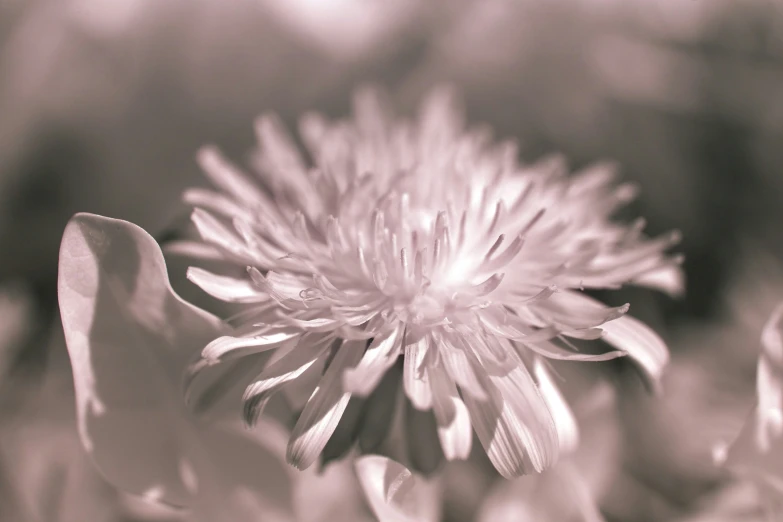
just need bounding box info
[184,87,681,478]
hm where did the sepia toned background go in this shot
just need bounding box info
[0,0,781,520]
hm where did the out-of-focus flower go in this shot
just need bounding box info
[718,301,783,520]
[354,455,442,522]
[673,481,770,522]
[257,0,422,61]
[182,87,680,478]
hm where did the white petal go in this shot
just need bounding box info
[523,338,626,362]
[186,267,270,303]
[601,315,669,388]
[631,264,685,298]
[403,335,433,410]
[242,338,331,426]
[190,208,253,261]
[534,291,630,330]
[429,364,472,461]
[437,333,488,401]
[162,240,226,263]
[551,291,669,387]
[287,340,365,470]
[462,359,558,478]
[533,358,579,454]
[343,324,403,396]
[183,187,256,223]
[201,329,301,362]
[196,146,269,207]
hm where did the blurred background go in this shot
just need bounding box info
[0,0,782,520]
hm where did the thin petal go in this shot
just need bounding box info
[631,264,685,298]
[533,358,579,454]
[186,267,270,303]
[200,329,301,362]
[242,337,331,426]
[438,332,488,401]
[287,340,365,470]
[190,208,253,261]
[523,338,625,362]
[429,364,472,461]
[601,315,669,389]
[403,335,433,410]
[462,359,558,478]
[550,291,669,387]
[343,324,403,396]
[321,395,366,466]
[196,146,269,207]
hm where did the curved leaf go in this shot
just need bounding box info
[58,213,295,519]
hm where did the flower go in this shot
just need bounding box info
[183,86,682,479]
[57,213,376,521]
[717,301,783,520]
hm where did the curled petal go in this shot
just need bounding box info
[355,456,440,522]
[601,316,669,390]
[523,338,625,363]
[547,291,668,388]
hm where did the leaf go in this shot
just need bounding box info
[58,213,296,520]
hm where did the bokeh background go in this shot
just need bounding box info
[1,0,782,520]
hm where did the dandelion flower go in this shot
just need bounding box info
[183,87,681,478]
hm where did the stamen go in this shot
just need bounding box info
[484,234,506,262]
[487,201,504,236]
